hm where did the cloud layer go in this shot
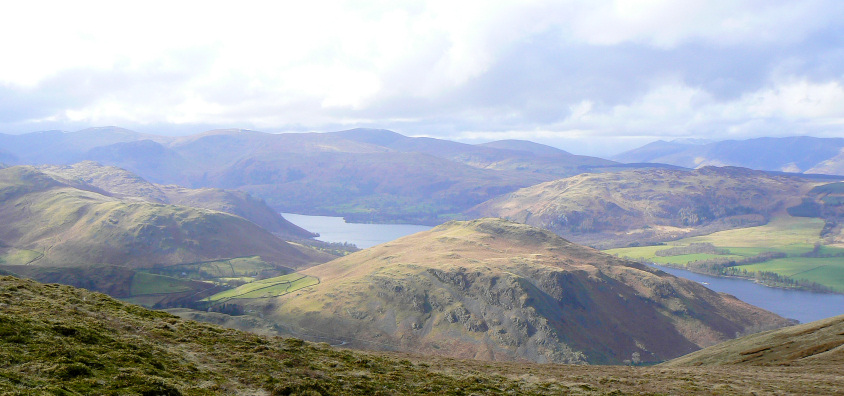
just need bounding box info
[2,0,843,155]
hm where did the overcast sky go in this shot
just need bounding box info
[2,1,843,156]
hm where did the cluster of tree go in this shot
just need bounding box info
[655,242,729,257]
[746,270,834,293]
[209,302,246,316]
[801,243,844,258]
[296,239,360,256]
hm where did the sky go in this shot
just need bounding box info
[1,0,843,156]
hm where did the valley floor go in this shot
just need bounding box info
[607,215,844,293]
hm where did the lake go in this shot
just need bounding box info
[282,213,843,323]
[651,264,844,324]
[282,213,432,249]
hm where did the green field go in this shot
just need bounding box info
[0,248,43,265]
[147,256,288,287]
[204,273,319,304]
[680,216,824,248]
[605,216,844,293]
[737,257,844,292]
[129,272,197,296]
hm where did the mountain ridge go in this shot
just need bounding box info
[614,136,844,175]
[469,166,820,248]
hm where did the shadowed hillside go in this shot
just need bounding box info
[247,218,791,365]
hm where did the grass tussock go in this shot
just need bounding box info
[1,275,842,395]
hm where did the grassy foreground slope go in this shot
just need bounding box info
[265,218,791,365]
[3,275,843,395]
[664,314,844,367]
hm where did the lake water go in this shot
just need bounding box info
[651,264,844,324]
[282,213,842,323]
[282,213,432,249]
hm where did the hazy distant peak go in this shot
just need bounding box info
[477,139,572,157]
[669,138,713,145]
[198,128,266,137]
[328,128,406,146]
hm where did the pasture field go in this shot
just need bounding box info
[0,248,43,265]
[146,256,290,287]
[651,253,745,265]
[737,257,844,293]
[680,216,824,247]
[204,273,319,304]
[605,215,844,292]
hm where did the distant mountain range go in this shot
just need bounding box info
[614,136,844,175]
[0,127,640,224]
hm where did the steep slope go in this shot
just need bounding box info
[614,136,844,174]
[85,139,192,185]
[808,148,844,175]
[39,161,315,238]
[663,314,844,367]
[4,275,839,395]
[0,275,569,395]
[478,139,572,157]
[0,166,329,270]
[611,139,704,163]
[470,166,816,248]
[260,219,790,365]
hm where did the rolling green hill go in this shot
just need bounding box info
[242,218,791,365]
[0,166,334,306]
[3,274,841,395]
[39,161,315,238]
[470,166,821,248]
[0,166,324,269]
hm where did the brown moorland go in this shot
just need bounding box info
[246,218,792,365]
[1,275,841,395]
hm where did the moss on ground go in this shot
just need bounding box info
[1,275,842,395]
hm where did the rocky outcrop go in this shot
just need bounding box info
[263,218,791,364]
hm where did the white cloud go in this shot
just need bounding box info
[0,0,843,155]
[566,0,839,48]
